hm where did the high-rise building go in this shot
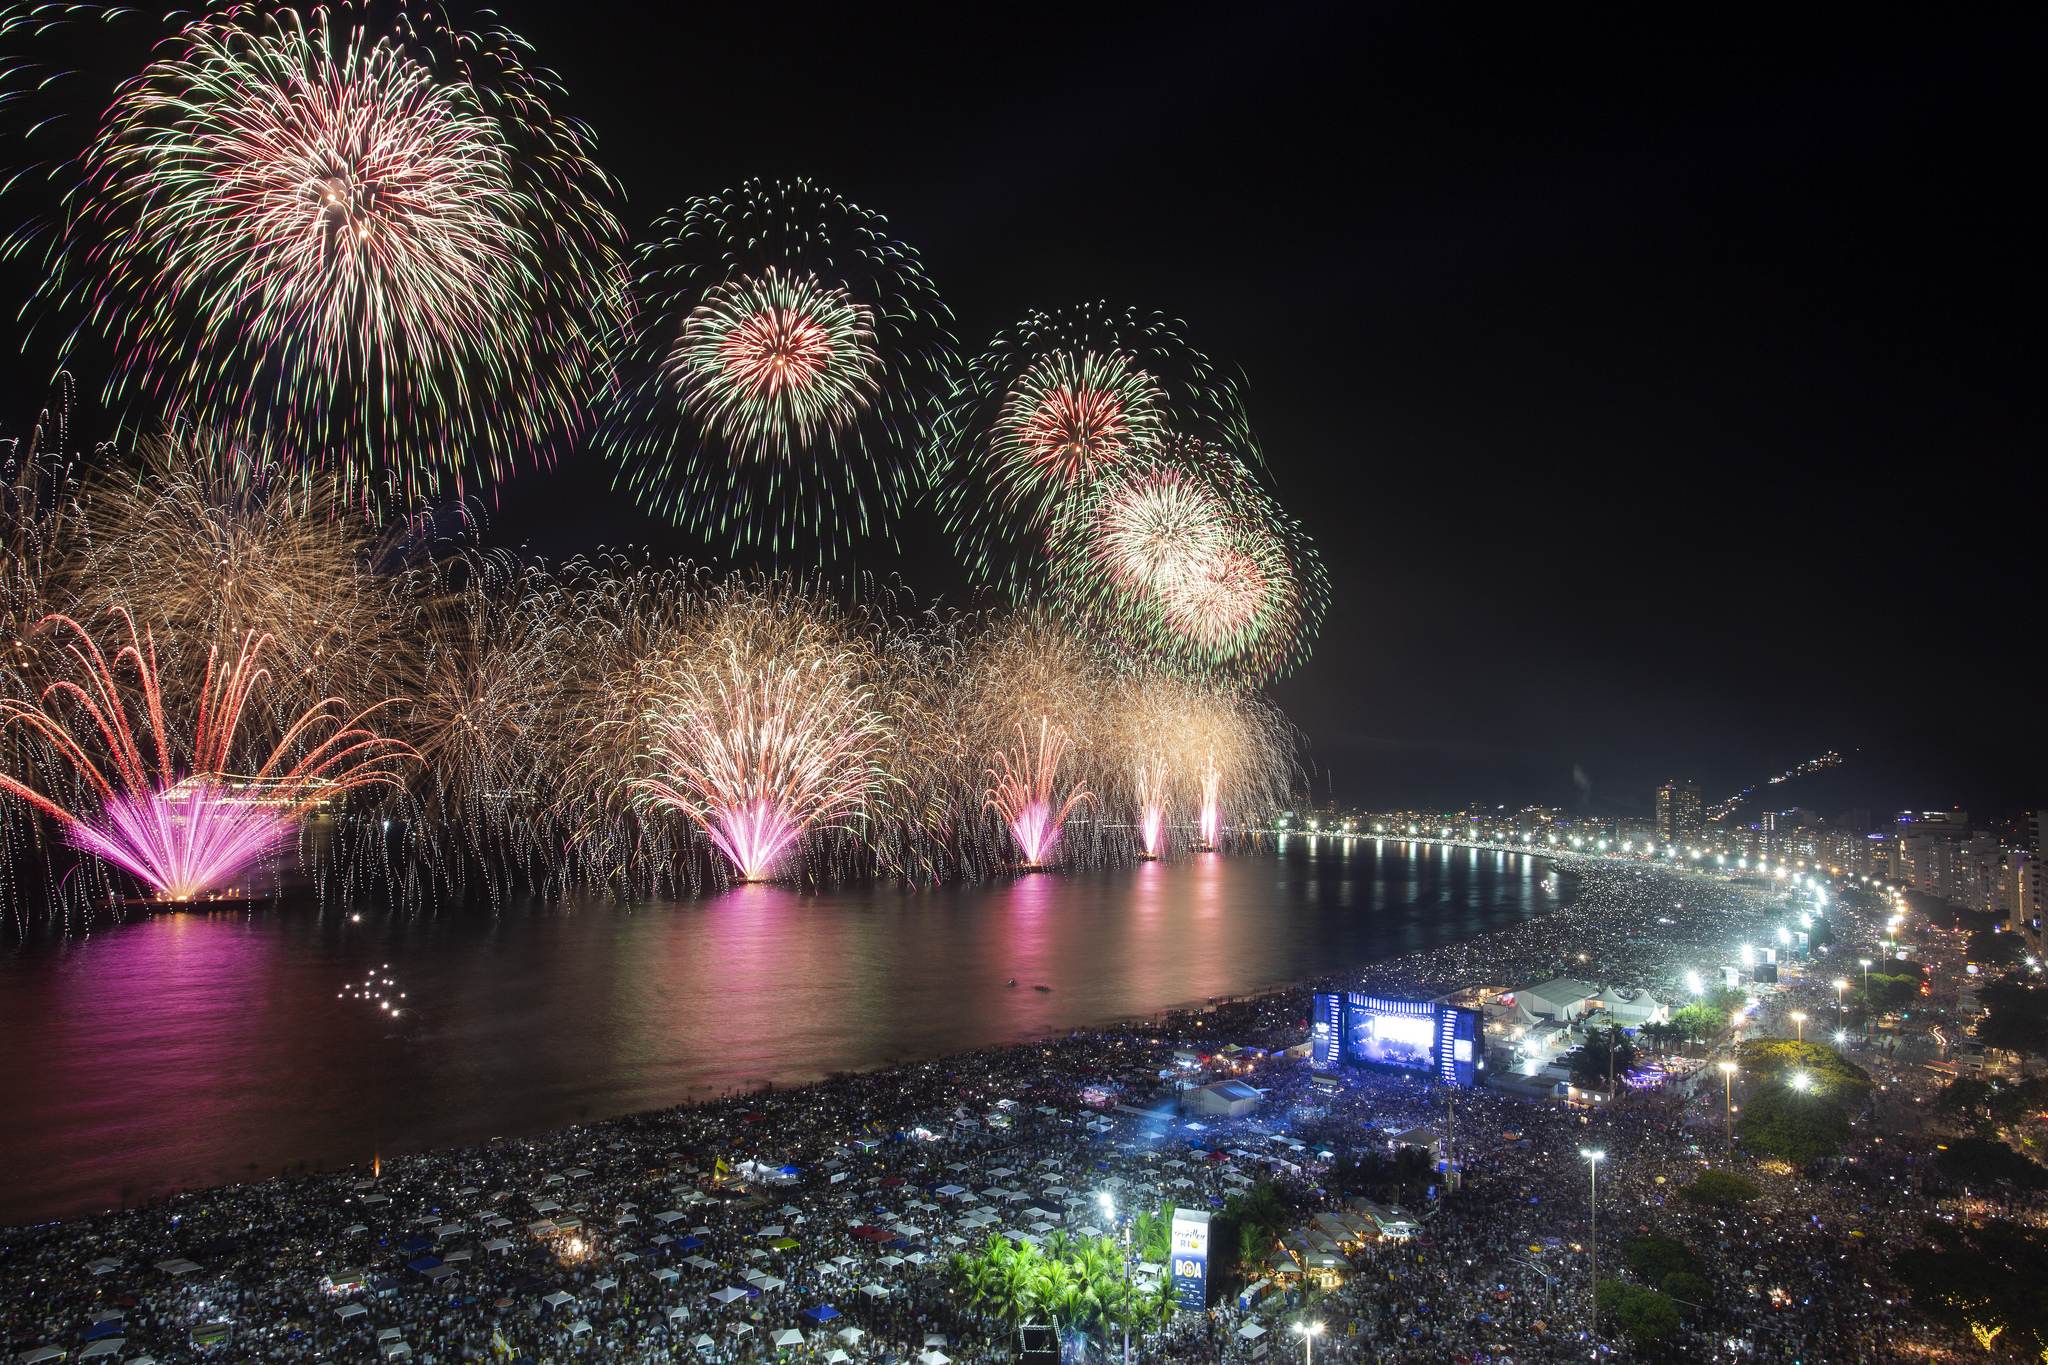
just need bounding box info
[1654,780,1703,846]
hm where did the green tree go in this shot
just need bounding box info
[1737,1082,1852,1163]
[1934,1075,1993,1120]
[1733,1039,1872,1100]
[1670,1002,1728,1043]
[1678,1170,1760,1207]
[1571,1025,1636,1091]
[1621,1234,1692,1285]
[1862,971,1922,1013]
[1131,1208,1172,1263]
[1966,928,2025,966]
[1977,980,2048,1056]
[1661,1270,1712,1311]
[1595,1279,1682,1347]
[1895,1221,2048,1358]
[1936,1137,2048,1191]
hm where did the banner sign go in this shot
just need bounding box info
[1170,1207,1210,1311]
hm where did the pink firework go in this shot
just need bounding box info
[0,612,416,901]
[985,717,1091,869]
[1198,752,1224,850]
[69,783,291,903]
[1133,758,1168,859]
[634,634,889,884]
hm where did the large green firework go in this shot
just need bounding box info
[926,302,1262,598]
[21,0,628,505]
[602,178,958,561]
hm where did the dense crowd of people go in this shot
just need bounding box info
[0,857,2027,1362]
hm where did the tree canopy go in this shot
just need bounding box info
[1732,1039,1872,1100]
[1737,1082,1852,1164]
[1935,1137,2048,1191]
[1976,980,2048,1056]
[1894,1220,2048,1359]
[1596,1278,1682,1347]
[1678,1169,1760,1207]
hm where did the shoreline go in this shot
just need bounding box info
[2,846,1584,1231]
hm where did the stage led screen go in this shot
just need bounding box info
[1346,1006,1436,1072]
[1311,991,1483,1088]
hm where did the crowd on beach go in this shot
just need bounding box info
[0,856,2024,1363]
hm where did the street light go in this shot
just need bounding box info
[1833,977,1848,1013]
[1580,1149,1606,1338]
[1097,1193,1130,1365]
[1860,957,1873,1001]
[1718,1061,1737,1145]
[1789,1009,1807,1043]
[1292,1320,1325,1365]
[1790,1069,1812,1093]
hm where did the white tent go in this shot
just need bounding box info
[337,1303,368,1321]
[729,1323,755,1337]
[1239,1321,1268,1339]
[835,1327,866,1344]
[771,1328,805,1347]
[918,1352,951,1365]
[690,1331,713,1347]
[861,1282,889,1298]
[542,1291,573,1309]
[79,1339,125,1360]
[667,1307,688,1323]
[924,1335,948,1348]
[155,1258,200,1276]
[567,1319,593,1338]
[655,1267,680,1283]
[826,1352,851,1364]
[711,1287,749,1305]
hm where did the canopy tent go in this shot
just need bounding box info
[800,1304,841,1324]
[835,1326,866,1344]
[860,1283,889,1298]
[711,1287,750,1306]
[771,1329,805,1348]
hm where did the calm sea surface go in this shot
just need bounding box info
[0,838,1561,1225]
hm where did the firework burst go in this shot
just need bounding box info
[23,0,627,503]
[985,716,1090,869]
[0,610,415,900]
[625,579,893,884]
[1050,443,1326,683]
[604,178,957,558]
[928,303,1260,594]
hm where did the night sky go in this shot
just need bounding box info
[3,3,2039,816]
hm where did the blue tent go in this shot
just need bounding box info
[799,1304,841,1324]
[83,1321,124,1342]
[407,1255,443,1274]
[675,1235,705,1251]
[400,1235,432,1255]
